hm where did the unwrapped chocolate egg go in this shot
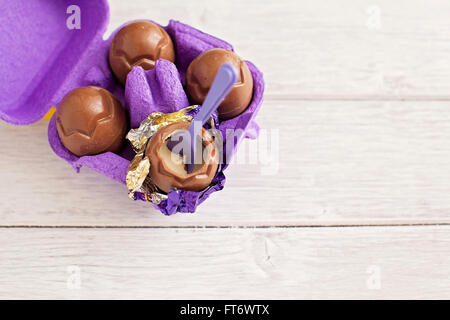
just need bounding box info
[56,86,128,157]
[145,122,219,193]
[186,48,253,120]
[109,21,175,85]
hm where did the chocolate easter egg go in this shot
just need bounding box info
[56,86,128,157]
[109,21,175,85]
[186,48,253,120]
[145,121,219,192]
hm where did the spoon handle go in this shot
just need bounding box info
[186,63,238,172]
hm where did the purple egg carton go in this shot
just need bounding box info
[0,0,264,215]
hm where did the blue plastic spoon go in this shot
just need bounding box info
[167,63,238,173]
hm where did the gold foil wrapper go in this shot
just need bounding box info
[126,106,196,152]
[125,106,198,204]
[126,152,150,195]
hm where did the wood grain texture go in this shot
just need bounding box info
[2,0,450,299]
[1,226,449,299]
[2,100,450,226]
[107,0,450,98]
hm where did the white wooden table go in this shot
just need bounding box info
[1,0,450,299]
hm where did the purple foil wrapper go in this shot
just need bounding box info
[133,171,226,215]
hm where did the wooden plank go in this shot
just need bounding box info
[0,226,449,299]
[2,100,450,226]
[107,0,450,97]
